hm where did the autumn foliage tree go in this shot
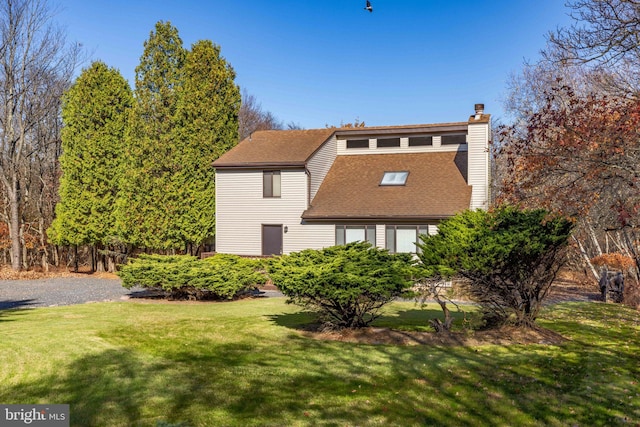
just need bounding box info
[499,85,640,216]
[498,83,640,280]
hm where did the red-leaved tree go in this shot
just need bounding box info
[497,83,640,282]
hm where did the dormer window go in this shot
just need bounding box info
[377,137,400,148]
[441,134,467,145]
[408,136,432,147]
[346,139,369,149]
[380,171,408,186]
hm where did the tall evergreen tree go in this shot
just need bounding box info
[116,21,186,249]
[173,40,240,251]
[117,22,240,253]
[49,61,132,271]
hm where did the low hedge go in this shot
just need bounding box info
[118,254,267,300]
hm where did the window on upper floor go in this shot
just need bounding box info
[408,136,433,147]
[385,225,429,253]
[380,171,409,186]
[335,225,376,246]
[441,134,467,145]
[377,137,401,148]
[346,139,369,149]
[263,170,281,198]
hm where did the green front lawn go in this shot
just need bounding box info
[0,299,638,426]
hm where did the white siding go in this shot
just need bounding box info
[215,169,334,256]
[467,120,490,210]
[307,135,337,202]
[376,224,385,249]
[216,117,491,256]
[337,137,466,156]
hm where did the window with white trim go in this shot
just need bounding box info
[335,225,376,246]
[385,225,429,253]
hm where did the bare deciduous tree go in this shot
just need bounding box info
[0,0,79,270]
[546,0,640,96]
[238,89,283,141]
[499,1,640,292]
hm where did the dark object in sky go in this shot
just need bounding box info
[364,1,373,12]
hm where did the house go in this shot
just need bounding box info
[213,104,490,256]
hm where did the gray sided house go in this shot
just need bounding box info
[213,104,490,256]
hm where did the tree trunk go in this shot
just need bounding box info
[53,245,59,267]
[8,187,21,271]
[572,235,599,281]
[621,228,640,282]
[39,218,49,272]
[586,221,603,256]
[89,246,95,273]
[107,252,116,273]
[430,296,453,333]
[20,222,28,270]
[96,244,105,272]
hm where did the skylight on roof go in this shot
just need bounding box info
[380,171,409,186]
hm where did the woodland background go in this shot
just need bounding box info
[2,0,640,311]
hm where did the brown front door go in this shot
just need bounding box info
[262,224,283,256]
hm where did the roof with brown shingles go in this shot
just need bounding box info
[302,152,471,221]
[212,117,489,168]
[213,128,335,168]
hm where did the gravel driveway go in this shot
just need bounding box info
[0,275,590,311]
[0,277,283,310]
[0,277,140,310]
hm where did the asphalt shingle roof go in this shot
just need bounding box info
[213,128,335,168]
[302,151,471,220]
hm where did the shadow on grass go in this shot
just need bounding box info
[0,303,34,323]
[2,303,639,426]
[267,306,471,333]
[267,311,317,330]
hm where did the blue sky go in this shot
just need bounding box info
[58,0,573,129]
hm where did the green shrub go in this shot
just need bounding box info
[417,206,573,328]
[267,242,413,329]
[118,254,266,300]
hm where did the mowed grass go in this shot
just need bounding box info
[0,298,639,426]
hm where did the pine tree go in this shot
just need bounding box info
[49,61,132,271]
